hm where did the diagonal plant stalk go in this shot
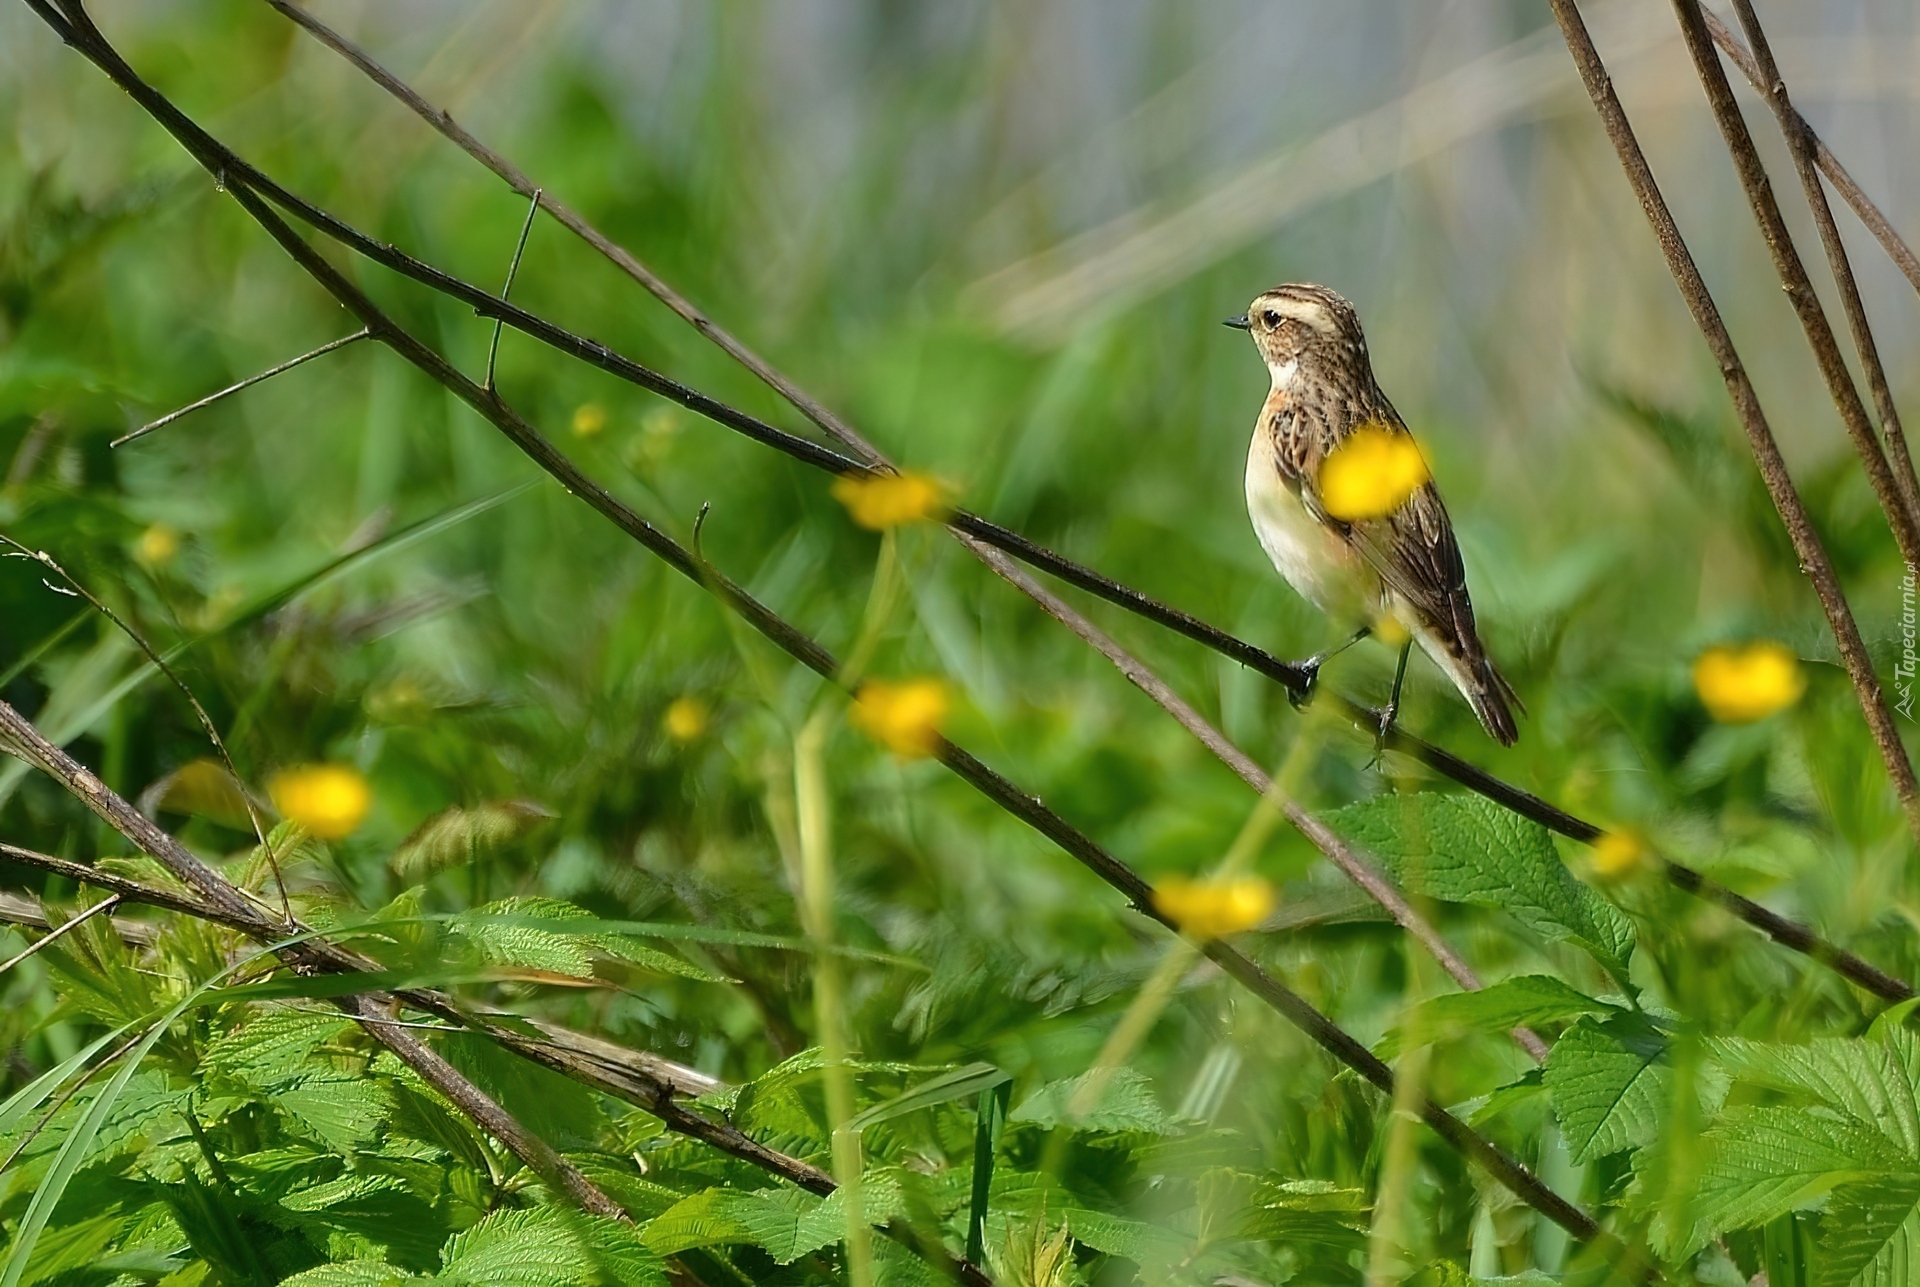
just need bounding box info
[793,710,874,1287]
[1547,0,1920,851]
[225,0,1920,1004]
[1711,0,1920,532]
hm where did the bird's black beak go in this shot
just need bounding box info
[1223,314,1251,330]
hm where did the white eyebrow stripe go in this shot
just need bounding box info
[1268,297,1337,334]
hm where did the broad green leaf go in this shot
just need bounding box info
[1712,1033,1920,1161]
[1327,793,1636,978]
[1009,1069,1171,1134]
[572,1213,672,1287]
[276,1263,414,1286]
[1544,1013,1668,1162]
[271,1072,394,1154]
[438,1207,594,1287]
[1378,975,1615,1057]
[848,1061,1009,1133]
[5,1071,185,1167]
[643,1175,905,1264]
[1234,1177,1370,1252]
[201,1009,353,1089]
[1823,1180,1920,1287]
[452,898,719,982]
[1682,1107,1902,1248]
[1062,1206,1191,1264]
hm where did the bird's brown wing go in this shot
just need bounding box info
[1281,405,1471,644]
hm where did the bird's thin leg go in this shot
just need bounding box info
[1368,638,1413,767]
[1287,626,1371,710]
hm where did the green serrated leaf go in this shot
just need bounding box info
[439,1207,593,1287]
[202,1009,353,1089]
[1327,793,1636,979]
[1681,1107,1902,1250]
[1712,1033,1920,1160]
[1379,975,1615,1057]
[271,1073,394,1154]
[641,1174,906,1265]
[1009,1069,1171,1134]
[275,1263,414,1287]
[1545,1013,1667,1163]
[1822,1179,1920,1287]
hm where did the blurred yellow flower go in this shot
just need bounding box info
[571,403,609,437]
[1590,830,1646,879]
[136,524,180,567]
[270,764,371,840]
[850,678,950,758]
[830,471,949,529]
[1373,613,1410,648]
[663,696,709,742]
[1153,876,1276,938]
[1693,641,1806,723]
[1318,423,1429,522]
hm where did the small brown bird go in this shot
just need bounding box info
[1228,283,1519,745]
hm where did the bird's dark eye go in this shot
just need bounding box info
[1261,311,1280,328]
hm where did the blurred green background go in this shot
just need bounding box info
[2,0,1919,1274]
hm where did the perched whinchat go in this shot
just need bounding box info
[1228,283,1519,745]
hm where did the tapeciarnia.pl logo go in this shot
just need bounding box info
[1899,564,1917,720]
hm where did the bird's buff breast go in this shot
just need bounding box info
[1245,427,1379,624]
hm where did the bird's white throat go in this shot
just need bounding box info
[1267,357,1300,388]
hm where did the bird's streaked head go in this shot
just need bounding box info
[1227,283,1369,387]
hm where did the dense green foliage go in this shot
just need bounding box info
[3,3,1919,1284]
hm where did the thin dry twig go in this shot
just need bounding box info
[0,893,119,975]
[1548,0,1920,850]
[0,538,292,924]
[0,889,157,946]
[253,0,1920,1006]
[111,327,370,448]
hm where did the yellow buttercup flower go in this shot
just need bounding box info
[1153,876,1276,938]
[663,696,709,742]
[571,403,609,437]
[136,524,180,567]
[1590,830,1646,879]
[1318,423,1430,522]
[1693,641,1806,723]
[830,471,949,530]
[269,764,371,840]
[850,678,950,758]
